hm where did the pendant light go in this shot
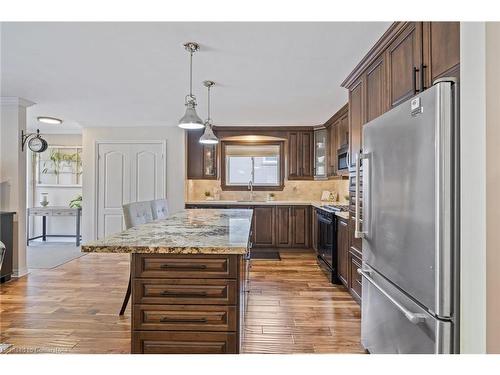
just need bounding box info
[178,42,204,129]
[199,80,219,144]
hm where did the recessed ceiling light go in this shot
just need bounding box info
[37,116,63,125]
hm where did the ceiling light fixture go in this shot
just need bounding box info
[37,116,63,125]
[178,42,204,130]
[199,80,218,144]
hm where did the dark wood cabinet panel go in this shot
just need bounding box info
[337,217,349,287]
[287,132,300,179]
[423,21,460,86]
[288,131,314,180]
[186,129,217,179]
[0,212,14,283]
[132,331,237,354]
[327,121,338,176]
[348,78,364,169]
[338,113,349,147]
[291,206,310,248]
[276,206,292,247]
[311,208,318,252]
[300,131,314,179]
[252,206,276,248]
[386,22,423,108]
[365,56,387,122]
[348,215,362,257]
[348,251,362,304]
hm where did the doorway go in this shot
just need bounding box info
[95,141,166,239]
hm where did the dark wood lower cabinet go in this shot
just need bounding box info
[0,212,14,283]
[132,331,237,354]
[252,206,276,248]
[348,251,362,304]
[291,206,311,248]
[276,206,292,247]
[336,216,349,286]
[131,254,246,354]
[186,204,311,250]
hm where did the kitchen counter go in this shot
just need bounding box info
[81,208,253,255]
[186,200,350,219]
[82,208,252,354]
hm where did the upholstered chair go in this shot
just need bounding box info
[122,201,154,229]
[119,201,154,315]
[151,199,169,220]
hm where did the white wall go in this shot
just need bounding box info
[460,22,487,354]
[27,134,83,237]
[485,22,500,354]
[81,126,185,241]
[0,97,32,277]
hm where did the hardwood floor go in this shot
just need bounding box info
[243,251,363,353]
[0,251,363,354]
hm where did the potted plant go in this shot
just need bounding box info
[69,194,82,209]
[267,192,275,201]
[204,191,213,201]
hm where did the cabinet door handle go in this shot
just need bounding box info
[420,64,427,91]
[413,66,420,94]
[160,317,208,323]
[160,264,207,270]
[160,291,208,297]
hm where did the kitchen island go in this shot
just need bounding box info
[81,208,253,354]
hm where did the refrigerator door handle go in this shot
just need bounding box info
[358,268,428,324]
[355,152,368,238]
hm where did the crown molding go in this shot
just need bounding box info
[0,97,35,108]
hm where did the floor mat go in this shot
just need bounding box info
[250,250,281,260]
[27,241,85,269]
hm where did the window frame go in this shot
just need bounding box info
[220,140,285,191]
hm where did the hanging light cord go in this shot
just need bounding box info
[207,84,211,123]
[189,51,193,99]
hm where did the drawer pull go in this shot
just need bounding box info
[159,317,208,323]
[160,291,208,297]
[160,264,207,270]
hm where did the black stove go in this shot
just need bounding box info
[315,204,346,285]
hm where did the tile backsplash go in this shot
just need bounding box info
[186,179,350,204]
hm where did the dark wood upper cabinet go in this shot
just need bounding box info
[252,206,276,248]
[186,129,217,180]
[422,22,460,87]
[325,103,348,178]
[291,206,310,248]
[386,22,423,108]
[337,216,349,287]
[288,131,314,180]
[276,206,292,248]
[327,121,338,176]
[365,56,387,123]
[348,77,364,169]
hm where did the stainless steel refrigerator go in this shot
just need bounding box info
[355,78,460,354]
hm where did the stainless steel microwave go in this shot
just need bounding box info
[337,145,349,172]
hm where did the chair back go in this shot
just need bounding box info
[0,241,5,270]
[122,201,154,229]
[151,199,169,220]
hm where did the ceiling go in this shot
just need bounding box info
[1,22,390,133]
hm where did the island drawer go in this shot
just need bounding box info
[133,279,237,305]
[133,304,237,331]
[132,254,238,279]
[132,331,237,354]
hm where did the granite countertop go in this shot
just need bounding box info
[81,209,253,255]
[185,200,350,219]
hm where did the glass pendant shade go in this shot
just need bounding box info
[178,101,204,129]
[199,122,218,144]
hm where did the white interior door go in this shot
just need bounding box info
[97,142,165,239]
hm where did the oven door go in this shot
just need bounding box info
[316,211,334,267]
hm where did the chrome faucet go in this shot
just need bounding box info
[248,180,254,201]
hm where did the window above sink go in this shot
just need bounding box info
[221,140,285,191]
